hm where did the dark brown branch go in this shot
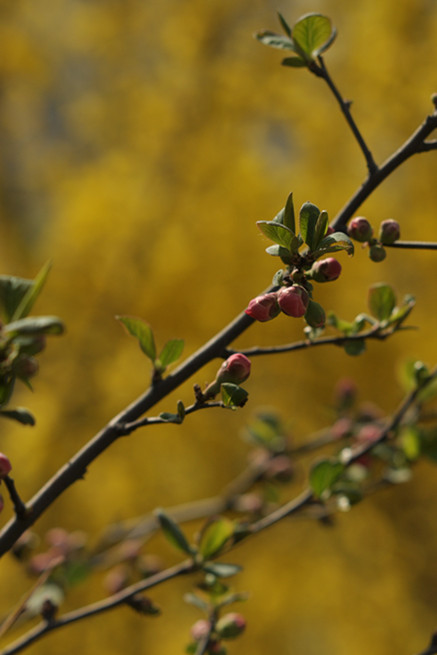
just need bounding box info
[3,478,28,520]
[316,56,377,174]
[387,240,437,250]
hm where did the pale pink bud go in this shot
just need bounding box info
[245,293,280,322]
[277,285,309,317]
[216,353,251,385]
[191,619,211,641]
[348,217,373,242]
[310,257,342,282]
[0,453,12,479]
[379,219,400,245]
[216,613,247,640]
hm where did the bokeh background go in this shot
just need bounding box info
[1,0,437,653]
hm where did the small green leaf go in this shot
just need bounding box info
[292,14,337,60]
[277,11,292,37]
[313,232,354,257]
[154,509,193,555]
[157,339,184,370]
[177,400,185,422]
[0,276,33,322]
[283,192,296,233]
[255,30,296,52]
[257,221,297,250]
[116,316,156,361]
[4,316,65,336]
[282,56,306,68]
[368,283,396,321]
[313,210,329,249]
[343,339,366,356]
[265,245,293,264]
[0,407,35,425]
[388,295,415,328]
[198,517,235,560]
[11,261,52,321]
[183,592,209,612]
[310,458,344,498]
[159,412,182,424]
[299,202,320,249]
[202,563,243,579]
[221,383,249,408]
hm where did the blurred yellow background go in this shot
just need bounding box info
[1,0,437,653]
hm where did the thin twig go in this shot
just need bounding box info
[387,240,437,250]
[3,478,28,520]
[317,56,377,175]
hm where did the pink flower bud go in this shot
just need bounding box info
[245,293,280,322]
[216,353,251,385]
[378,219,400,245]
[310,257,342,282]
[216,613,246,640]
[277,285,309,317]
[0,453,12,479]
[347,217,373,242]
[191,619,211,641]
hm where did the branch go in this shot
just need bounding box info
[331,109,437,232]
[316,56,377,174]
[225,326,394,358]
[387,240,437,250]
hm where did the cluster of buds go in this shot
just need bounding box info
[347,216,400,262]
[245,256,342,328]
[202,353,251,400]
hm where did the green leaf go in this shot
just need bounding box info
[255,30,297,52]
[313,210,329,249]
[282,56,306,68]
[265,245,293,264]
[299,202,320,249]
[0,407,35,425]
[310,458,344,498]
[221,383,249,408]
[154,509,193,555]
[277,11,292,37]
[11,261,52,321]
[202,562,243,579]
[257,221,297,250]
[0,276,34,322]
[368,283,396,321]
[312,232,354,257]
[344,339,366,356]
[198,517,235,560]
[183,592,209,612]
[283,192,296,233]
[116,316,156,360]
[159,412,182,424]
[156,339,184,370]
[4,316,65,336]
[0,378,15,408]
[292,13,337,60]
[388,295,415,328]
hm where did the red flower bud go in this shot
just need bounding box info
[277,285,309,317]
[310,257,342,282]
[191,619,211,641]
[378,219,400,245]
[245,293,280,322]
[216,353,251,385]
[347,217,373,242]
[216,613,246,640]
[0,453,12,479]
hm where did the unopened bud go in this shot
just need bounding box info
[277,285,309,317]
[0,453,12,479]
[304,300,326,328]
[369,243,386,262]
[216,354,251,385]
[13,355,39,379]
[245,293,280,322]
[347,217,373,242]
[191,619,211,641]
[216,613,246,640]
[378,219,400,245]
[310,257,342,282]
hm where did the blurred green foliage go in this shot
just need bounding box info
[1,0,437,653]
